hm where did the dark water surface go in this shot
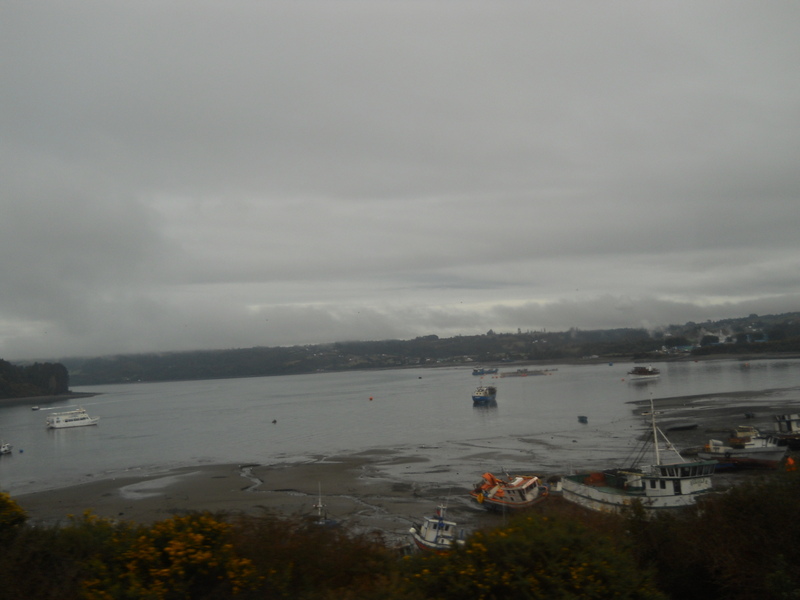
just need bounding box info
[2,358,799,496]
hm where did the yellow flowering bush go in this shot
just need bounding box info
[0,492,28,538]
[81,512,260,600]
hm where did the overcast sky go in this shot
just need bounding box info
[2,2,799,360]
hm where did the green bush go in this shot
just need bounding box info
[228,513,398,599]
[627,469,800,600]
[400,511,665,600]
[3,469,800,599]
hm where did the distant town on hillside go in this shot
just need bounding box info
[47,311,800,386]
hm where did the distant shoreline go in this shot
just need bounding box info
[25,351,800,390]
[0,392,98,409]
[5,352,800,394]
[472,351,800,368]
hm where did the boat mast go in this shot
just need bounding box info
[314,483,325,519]
[647,395,685,464]
[650,396,661,465]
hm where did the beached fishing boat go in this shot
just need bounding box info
[561,400,716,514]
[45,407,100,429]
[697,425,787,469]
[472,385,497,406]
[470,471,548,512]
[627,365,660,380]
[409,505,466,552]
[310,483,338,527]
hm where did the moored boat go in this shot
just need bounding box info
[470,471,548,512]
[472,367,498,376]
[472,385,497,406]
[45,407,100,429]
[500,368,530,377]
[561,400,716,514]
[627,365,660,380]
[697,425,787,469]
[409,505,466,552]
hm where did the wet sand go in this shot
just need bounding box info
[13,450,485,546]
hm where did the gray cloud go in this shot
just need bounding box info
[2,1,799,360]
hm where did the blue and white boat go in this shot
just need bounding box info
[472,367,498,376]
[472,385,497,405]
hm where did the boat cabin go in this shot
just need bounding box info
[643,461,716,498]
[775,414,800,434]
[581,460,715,499]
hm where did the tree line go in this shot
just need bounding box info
[59,312,800,386]
[0,359,70,399]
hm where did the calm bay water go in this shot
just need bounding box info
[2,358,799,496]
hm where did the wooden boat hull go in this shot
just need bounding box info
[470,472,547,512]
[470,494,546,512]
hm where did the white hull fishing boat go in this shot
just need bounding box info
[561,400,716,514]
[45,407,100,429]
[409,505,466,552]
[470,471,548,512]
[697,425,787,469]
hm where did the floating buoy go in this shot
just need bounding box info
[369,396,373,401]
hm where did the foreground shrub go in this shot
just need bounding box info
[228,513,399,599]
[0,491,27,540]
[81,512,261,600]
[627,468,800,600]
[0,510,120,600]
[401,511,665,600]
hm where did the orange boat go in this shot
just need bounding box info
[470,471,548,512]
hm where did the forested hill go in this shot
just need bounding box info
[59,312,800,386]
[0,359,70,399]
